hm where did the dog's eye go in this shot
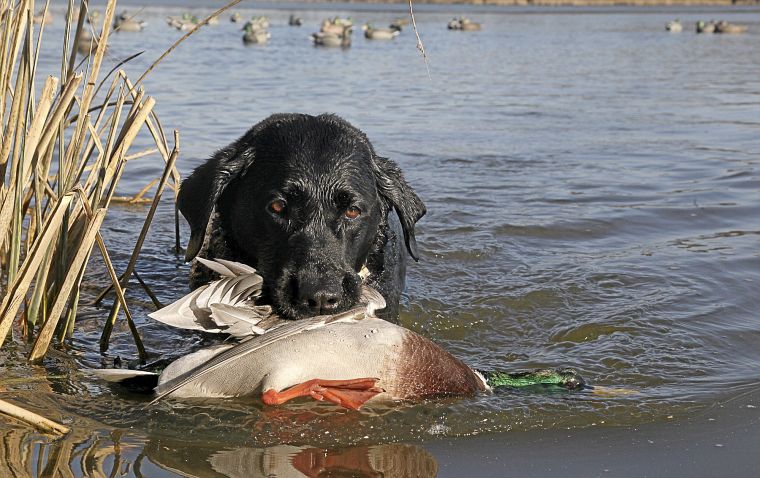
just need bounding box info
[344,206,361,219]
[268,199,287,216]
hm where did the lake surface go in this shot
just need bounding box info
[2,2,760,476]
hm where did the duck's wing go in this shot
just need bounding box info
[148,284,223,332]
[148,273,263,333]
[195,257,238,277]
[209,303,267,337]
[359,286,386,317]
[214,258,257,276]
[150,306,368,404]
[196,257,258,277]
[87,368,160,393]
[88,368,157,382]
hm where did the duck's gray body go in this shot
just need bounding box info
[155,317,487,402]
[715,21,747,34]
[363,26,399,40]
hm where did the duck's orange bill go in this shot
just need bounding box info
[262,378,383,410]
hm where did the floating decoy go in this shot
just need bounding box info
[242,23,271,45]
[312,24,352,48]
[696,20,716,33]
[448,17,481,31]
[230,12,242,23]
[362,23,400,40]
[167,14,198,31]
[114,11,145,32]
[289,14,303,26]
[715,20,747,34]
[665,19,683,32]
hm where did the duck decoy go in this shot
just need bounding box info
[242,24,271,45]
[696,20,716,34]
[167,13,198,31]
[289,14,303,26]
[665,19,683,32]
[312,24,352,48]
[230,12,242,23]
[448,17,481,31]
[715,20,747,34]
[362,23,400,40]
[114,11,145,32]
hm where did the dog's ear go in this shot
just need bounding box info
[178,114,302,261]
[177,143,252,261]
[373,156,426,261]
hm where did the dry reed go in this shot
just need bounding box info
[0,0,199,435]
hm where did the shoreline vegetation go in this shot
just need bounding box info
[0,0,248,436]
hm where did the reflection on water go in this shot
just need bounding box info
[3,1,760,476]
[1,428,437,478]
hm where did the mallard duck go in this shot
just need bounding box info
[362,23,399,40]
[114,11,145,32]
[242,24,270,45]
[665,19,682,32]
[230,12,242,23]
[92,259,585,409]
[696,20,716,33]
[715,20,747,34]
[448,17,481,31]
[167,13,198,31]
[289,14,303,26]
[312,25,352,48]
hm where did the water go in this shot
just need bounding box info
[3,3,760,476]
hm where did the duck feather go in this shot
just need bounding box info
[148,266,263,333]
[209,303,267,337]
[195,257,237,277]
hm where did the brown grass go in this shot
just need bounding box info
[0,0,198,435]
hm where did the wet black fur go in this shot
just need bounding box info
[177,113,425,321]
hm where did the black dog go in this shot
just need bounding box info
[177,113,425,322]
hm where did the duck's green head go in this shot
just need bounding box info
[483,368,586,390]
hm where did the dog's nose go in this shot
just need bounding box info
[299,283,341,314]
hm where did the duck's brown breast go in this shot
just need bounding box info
[390,331,486,400]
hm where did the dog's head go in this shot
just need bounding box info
[178,113,425,319]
